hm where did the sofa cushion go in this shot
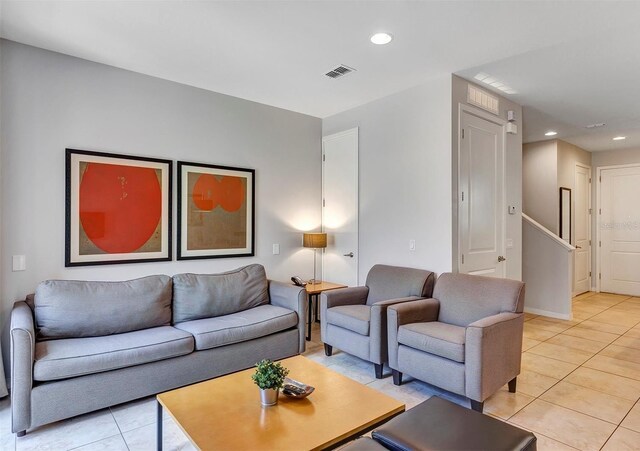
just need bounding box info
[172,264,269,323]
[174,305,297,350]
[398,321,466,363]
[34,275,172,339]
[326,305,371,336]
[33,326,194,381]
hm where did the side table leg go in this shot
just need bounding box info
[157,401,163,451]
[307,294,312,341]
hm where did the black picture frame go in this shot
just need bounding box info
[65,148,173,267]
[177,161,255,260]
[559,186,571,244]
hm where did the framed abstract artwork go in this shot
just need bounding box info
[177,161,255,260]
[65,148,172,266]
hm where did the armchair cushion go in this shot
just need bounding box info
[434,273,526,327]
[398,322,466,363]
[326,305,371,336]
[366,265,435,305]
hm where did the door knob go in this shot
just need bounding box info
[575,245,582,249]
[498,255,506,262]
[343,252,354,258]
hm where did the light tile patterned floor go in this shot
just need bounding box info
[1,292,640,450]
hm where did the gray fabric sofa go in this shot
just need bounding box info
[10,264,306,435]
[387,272,525,413]
[320,265,435,378]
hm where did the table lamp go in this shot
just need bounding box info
[303,232,327,284]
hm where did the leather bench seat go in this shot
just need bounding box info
[34,326,194,381]
[174,304,298,350]
[371,396,536,451]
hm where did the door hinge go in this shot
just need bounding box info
[589,240,591,246]
[322,199,325,207]
[599,241,602,247]
[462,129,465,139]
[599,208,602,215]
[589,271,592,277]
[589,208,592,214]
[461,254,465,264]
[599,273,602,280]
[599,176,602,182]
[323,154,325,162]
[461,191,465,202]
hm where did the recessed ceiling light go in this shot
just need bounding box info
[613,136,626,141]
[370,32,393,45]
[545,131,558,136]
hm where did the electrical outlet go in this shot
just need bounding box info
[272,244,280,255]
[409,240,416,251]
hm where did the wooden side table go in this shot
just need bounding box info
[304,281,347,341]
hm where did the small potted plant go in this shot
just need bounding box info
[251,359,289,406]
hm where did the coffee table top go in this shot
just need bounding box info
[157,355,404,450]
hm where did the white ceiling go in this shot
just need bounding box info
[2,1,640,152]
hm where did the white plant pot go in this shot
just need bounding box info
[259,388,279,406]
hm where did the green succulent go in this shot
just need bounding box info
[251,359,289,390]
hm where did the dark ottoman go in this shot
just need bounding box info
[371,396,536,451]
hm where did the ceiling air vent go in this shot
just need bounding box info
[325,65,356,79]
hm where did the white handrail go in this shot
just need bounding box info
[522,213,575,252]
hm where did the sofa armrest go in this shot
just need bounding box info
[465,312,524,402]
[369,296,423,364]
[11,301,36,433]
[269,281,306,353]
[386,299,440,369]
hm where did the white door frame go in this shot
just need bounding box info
[573,162,592,296]
[595,162,640,293]
[457,103,507,275]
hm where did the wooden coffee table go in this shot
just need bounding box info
[156,355,404,450]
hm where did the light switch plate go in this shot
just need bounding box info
[13,255,26,271]
[506,239,514,249]
[272,244,280,255]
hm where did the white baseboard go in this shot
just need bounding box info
[524,307,572,321]
[590,286,598,292]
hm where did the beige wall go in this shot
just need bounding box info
[557,140,592,192]
[523,140,558,233]
[451,75,523,280]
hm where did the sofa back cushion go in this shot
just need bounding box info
[172,264,269,323]
[365,264,435,305]
[434,273,525,327]
[35,275,172,339]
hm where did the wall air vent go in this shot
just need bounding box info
[467,84,499,115]
[325,65,356,79]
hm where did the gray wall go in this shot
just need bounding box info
[0,40,322,371]
[452,75,523,280]
[523,140,558,233]
[322,75,453,282]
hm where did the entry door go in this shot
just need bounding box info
[322,128,359,287]
[459,110,506,277]
[600,165,640,295]
[573,164,591,295]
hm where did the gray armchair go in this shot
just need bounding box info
[387,272,525,413]
[320,264,435,378]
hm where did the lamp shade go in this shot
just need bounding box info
[303,232,327,249]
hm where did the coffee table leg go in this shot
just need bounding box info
[157,401,163,451]
[306,294,312,341]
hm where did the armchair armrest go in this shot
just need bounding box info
[386,298,440,369]
[465,312,524,402]
[369,296,423,364]
[320,286,369,342]
[321,286,369,309]
[11,301,36,433]
[269,281,307,353]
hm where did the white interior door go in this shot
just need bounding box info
[573,164,591,295]
[459,110,506,277]
[322,128,358,287]
[600,165,640,296]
